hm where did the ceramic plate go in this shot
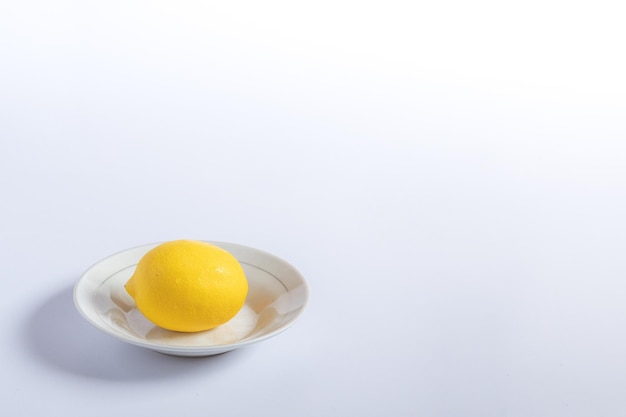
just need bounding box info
[74,241,309,356]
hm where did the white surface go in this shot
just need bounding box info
[1,1,625,416]
[74,241,308,356]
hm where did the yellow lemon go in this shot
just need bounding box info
[124,240,248,332]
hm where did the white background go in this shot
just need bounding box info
[1,1,625,416]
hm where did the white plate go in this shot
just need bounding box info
[74,241,309,357]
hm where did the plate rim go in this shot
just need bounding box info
[73,240,309,356]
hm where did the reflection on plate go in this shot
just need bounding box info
[74,241,309,357]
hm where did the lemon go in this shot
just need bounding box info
[124,240,248,332]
